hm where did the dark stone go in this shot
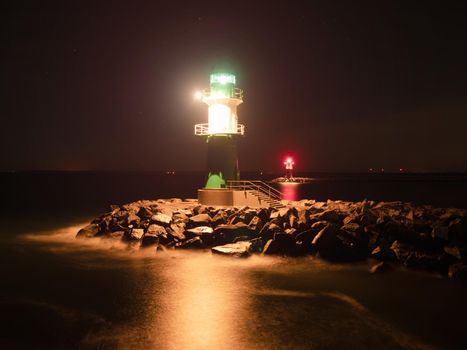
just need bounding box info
[137,206,153,220]
[168,223,186,241]
[105,231,125,240]
[310,220,329,232]
[444,246,462,260]
[295,229,318,254]
[247,216,264,234]
[389,240,411,262]
[141,233,159,247]
[404,251,444,271]
[249,237,265,253]
[448,218,467,243]
[211,212,227,227]
[188,213,211,227]
[76,224,100,238]
[341,222,363,234]
[133,224,169,247]
[448,263,467,280]
[213,223,252,244]
[312,224,368,261]
[125,228,144,241]
[126,212,141,226]
[370,261,392,273]
[343,214,358,225]
[211,241,251,258]
[311,224,340,259]
[317,209,341,223]
[432,225,449,240]
[185,226,213,236]
[151,213,172,226]
[173,213,189,224]
[261,232,301,256]
[176,237,205,249]
[371,246,396,262]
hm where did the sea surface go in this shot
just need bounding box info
[1,171,467,349]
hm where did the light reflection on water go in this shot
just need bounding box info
[279,183,300,201]
[6,225,466,349]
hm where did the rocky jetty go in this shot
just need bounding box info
[77,198,467,280]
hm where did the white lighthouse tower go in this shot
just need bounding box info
[193,71,283,207]
[194,72,244,189]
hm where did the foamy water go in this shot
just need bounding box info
[0,224,463,349]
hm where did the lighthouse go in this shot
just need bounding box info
[193,71,282,207]
[194,72,244,188]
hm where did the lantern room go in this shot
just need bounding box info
[194,72,244,136]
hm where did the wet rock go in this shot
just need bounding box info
[269,210,280,219]
[371,246,396,262]
[211,241,251,258]
[128,228,144,240]
[141,233,159,247]
[247,216,263,234]
[341,222,362,234]
[173,213,189,224]
[76,197,467,279]
[444,246,462,260]
[151,213,172,226]
[106,231,125,240]
[168,223,186,241]
[404,251,444,271]
[249,237,265,253]
[311,222,368,261]
[448,218,467,242]
[211,212,227,227]
[311,209,341,223]
[213,223,252,243]
[175,208,193,216]
[76,223,100,238]
[448,263,467,280]
[186,226,213,236]
[295,229,318,254]
[188,213,211,227]
[389,240,411,262]
[312,224,340,259]
[370,261,392,273]
[343,214,358,225]
[137,206,153,220]
[176,237,205,249]
[268,232,301,256]
[432,225,449,240]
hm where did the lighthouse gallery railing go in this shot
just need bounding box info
[194,123,245,136]
[226,180,283,202]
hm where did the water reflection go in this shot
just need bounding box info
[14,227,467,350]
[280,183,299,201]
[156,254,250,349]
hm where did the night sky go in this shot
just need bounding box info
[2,1,467,172]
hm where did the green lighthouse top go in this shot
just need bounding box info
[208,72,238,99]
[210,73,236,85]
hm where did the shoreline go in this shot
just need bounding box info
[77,198,467,280]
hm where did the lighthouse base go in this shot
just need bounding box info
[198,188,268,208]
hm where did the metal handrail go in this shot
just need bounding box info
[226,180,283,201]
[194,123,245,136]
[202,87,243,100]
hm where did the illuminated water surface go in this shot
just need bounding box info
[1,224,466,350]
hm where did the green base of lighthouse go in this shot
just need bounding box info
[205,135,240,188]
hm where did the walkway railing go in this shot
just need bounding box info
[202,87,243,100]
[194,123,245,136]
[226,180,283,203]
